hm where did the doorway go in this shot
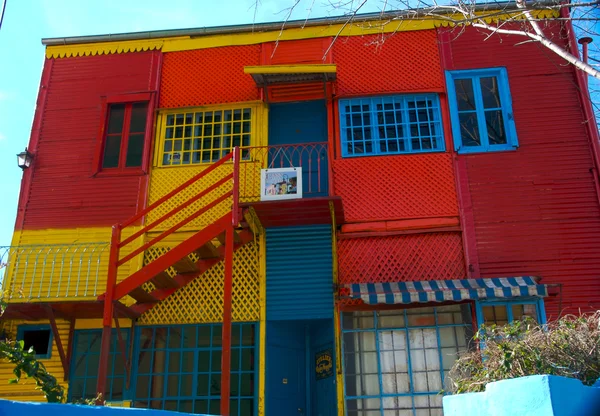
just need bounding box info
[266,319,336,416]
[268,100,329,197]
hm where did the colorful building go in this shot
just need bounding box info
[1,5,599,416]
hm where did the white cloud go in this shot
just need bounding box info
[0,132,6,142]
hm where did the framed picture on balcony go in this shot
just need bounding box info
[260,167,303,201]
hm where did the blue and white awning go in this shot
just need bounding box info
[344,277,548,305]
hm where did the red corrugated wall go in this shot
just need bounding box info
[445,24,600,317]
[19,51,161,230]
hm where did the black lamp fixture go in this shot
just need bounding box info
[17,147,33,170]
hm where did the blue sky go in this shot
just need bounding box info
[0,0,597,248]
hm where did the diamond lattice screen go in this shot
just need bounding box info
[332,30,444,96]
[147,164,261,230]
[139,241,260,324]
[333,153,458,223]
[160,46,260,108]
[339,232,466,285]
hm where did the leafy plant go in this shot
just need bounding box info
[448,313,600,394]
[0,339,65,403]
[0,292,66,403]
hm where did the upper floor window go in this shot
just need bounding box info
[94,92,154,175]
[446,68,518,153]
[339,94,444,157]
[102,102,148,169]
[160,106,254,166]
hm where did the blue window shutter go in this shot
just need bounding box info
[446,67,518,154]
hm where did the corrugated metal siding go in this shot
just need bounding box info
[6,227,144,302]
[447,24,600,317]
[266,225,333,320]
[0,319,70,402]
[21,51,160,230]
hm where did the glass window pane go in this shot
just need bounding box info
[483,305,509,325]
[485,110,507,145]
[107,104,125,134]
[480,77,502,109]
[102,135,121,168]
[125,133,144,167]
[458,112,481,147]
[130,102,148,133]
[454,79,476,111]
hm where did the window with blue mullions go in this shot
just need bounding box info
[68,329,130,402]
[132,323,256,416]
[446,68,518,153]
[476,299,546,328]
[339,94,444,157]
[342,305,474,416]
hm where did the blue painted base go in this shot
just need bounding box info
[0,399,213,416]
[443,375,600,416]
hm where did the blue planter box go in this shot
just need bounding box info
[0,399,214,416]
[443,375,600,416]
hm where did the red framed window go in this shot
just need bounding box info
[95,92,154,174]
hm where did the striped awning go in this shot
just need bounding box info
[344,277,548,305]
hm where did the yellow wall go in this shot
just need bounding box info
[138,233,261,325]
[5,227,144,304]
[0,319,70,402]
[147,102,268,231]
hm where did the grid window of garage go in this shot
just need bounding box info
[132,323,256,416]
[341,305,474,416]
[68,329,130,402]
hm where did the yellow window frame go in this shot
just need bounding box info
[154,101,267,167]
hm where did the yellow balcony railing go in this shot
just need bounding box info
[0,242,110,302]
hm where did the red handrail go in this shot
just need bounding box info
[112,147,240,267]
[120,151,235,229]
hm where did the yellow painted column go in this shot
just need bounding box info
[258,232,267,416]
[330,202,345,416]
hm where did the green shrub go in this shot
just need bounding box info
[448,313,600,394]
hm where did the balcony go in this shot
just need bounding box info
[1,143,343,309]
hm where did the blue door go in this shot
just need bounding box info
[266,321,307,416]
[266,319,337,416]
[268,100,329,197]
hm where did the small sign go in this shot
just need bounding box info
[315,349,333,380]
[260,167,303,201]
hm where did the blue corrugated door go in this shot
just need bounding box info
[266,225,333,320]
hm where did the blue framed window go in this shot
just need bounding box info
[341,305,474,416]
[475,298,546,328]
[17,325,53,359]
[339,94,445,157]
[446,68,518,153]
[68,329,130,402]
[132,323,256,416]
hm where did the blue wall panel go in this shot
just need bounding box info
[266,225,333,320]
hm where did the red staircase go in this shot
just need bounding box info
[95,147,246,416]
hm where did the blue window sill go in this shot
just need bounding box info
[342,148,447,158]
[457,145,518,155]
